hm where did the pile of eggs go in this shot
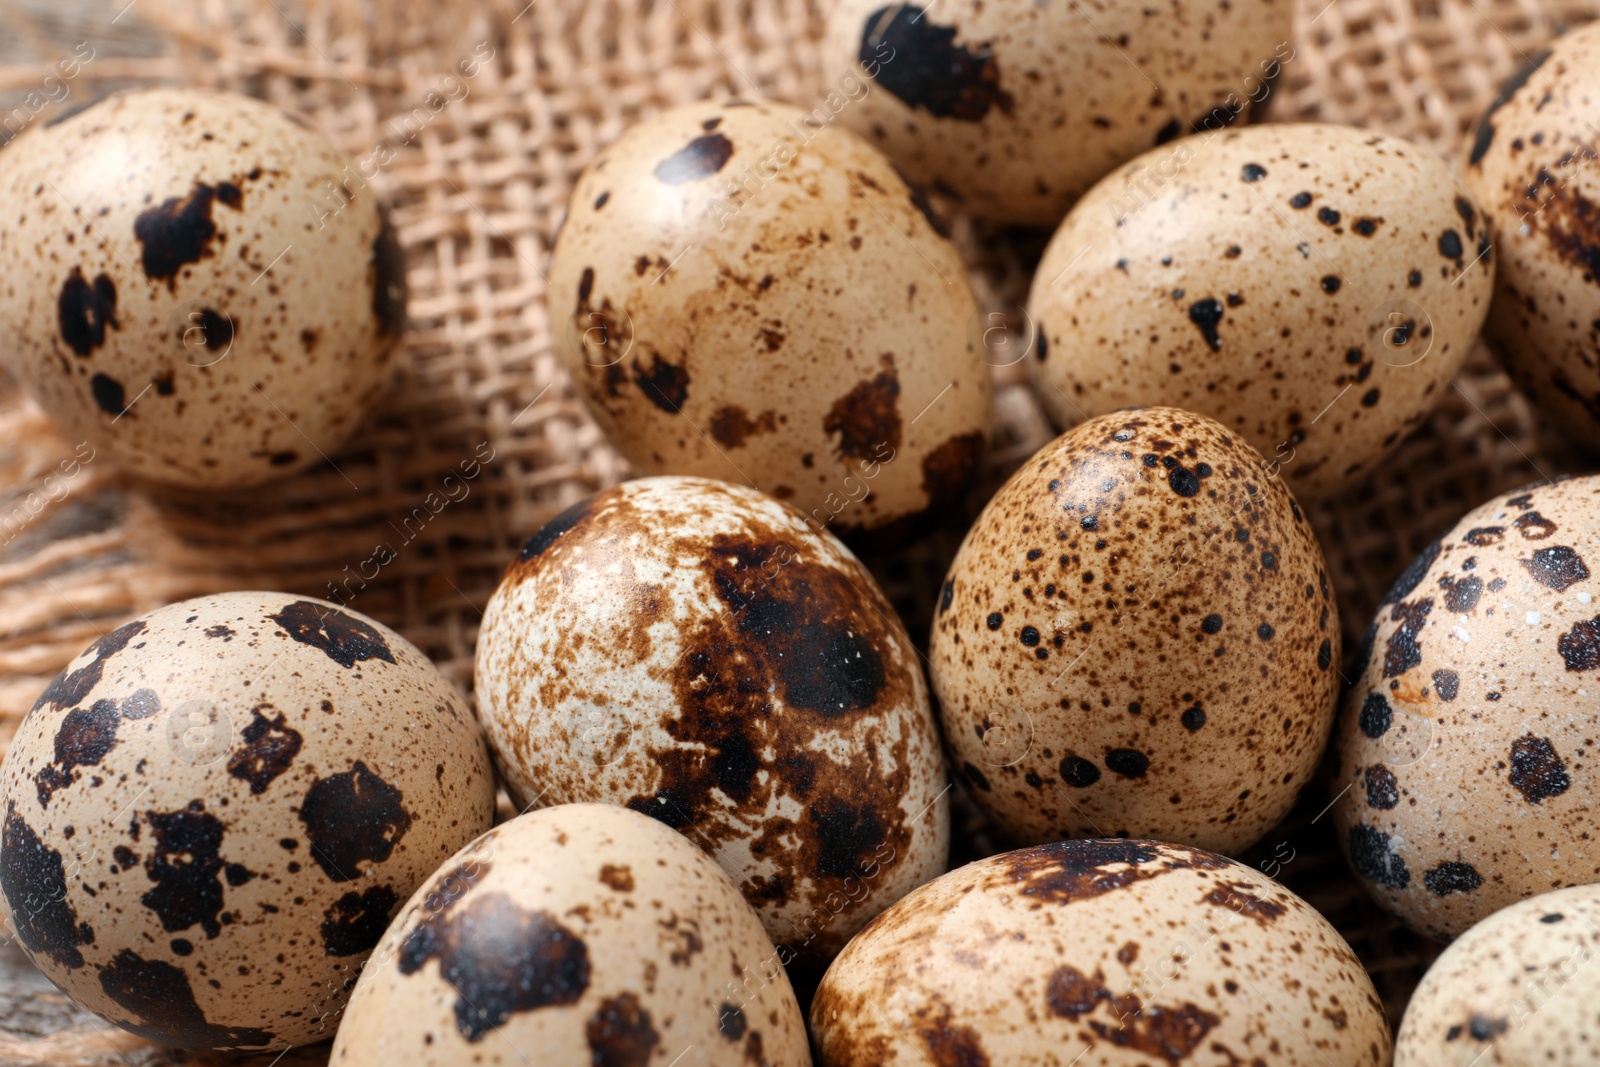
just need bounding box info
[3,6,1600,1065]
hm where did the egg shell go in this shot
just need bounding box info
[0,591,495,1050]
[930,406,1338,854]
[473,475,949,959]
[1463,25,1600,451]
[1332,475,1600,939]
[1395,883,1600,1065]
[331,803,811,1066]
[0,88,404,489]
[811,838,1391,1066]
[821,0,1293,226]
[1028,122,1494,498]
[548,98,992,542]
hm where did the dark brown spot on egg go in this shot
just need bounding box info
[1348,824,1409,889]
[1522,545,1589,591]
[226,708,302,794]
[90,374,125,415]
[1318,206,1341,226]
[1044,963,1219,1059]
[269,600,395,669]
[519,497,596,562]
[1202,883,1286,926]
[862,5,1014,121]
[709,405,777,448]
[398,891,590,1042]
[299,761,412,881]
[120,688,160,720]
[1061,756,1100,787]
[133,181,242,287]
[1423,861,1483,896]
[2,803,92,969]
[653,133,734,183]
[586,992,659,1067]
[911,998,992,1066]
[1382,598,1432,677]
[1240,163,1266,182]
[599,864,634,892]
[1438,229,1464,261]
[139,802,239,940]
[1514,510,1557,539]
[632,353,690,412]
[58,269,118,357]
[34,698,120,806]
[1443,575,1483,613]
[1509,734,1571,804]
[97,949,274,1048]
[825,357,901,460]
[1470,50,1550,164]
[922,432,984,505]
[1432,669,1459,701]
[1186,298,1223,351]
[371,205,408,336]
[1558,615,1600,671]
[321,884,399,956]
[1364,765,1399,809]
[1105,748,1149,778]
[1289,192,1312,209]
[1003,839,1227,905]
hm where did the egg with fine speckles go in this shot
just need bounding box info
[0,88,406,490]
[1463,25,1600,452]
[474,475,948,960]
[1029,122,1494,499]
[930,406,1339,855]
[0,591,495,1051]
[1332,475,1600,940]
[331,803,811,1067]
[811,838,1391,1066]
[548,98,992,544]
[1396,883,1600,1065]
[821,0,1293,226]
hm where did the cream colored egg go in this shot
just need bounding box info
[821,0,1293,226]
[0,88,405,489]
[929,407,1338,854]
[474,476,948,960]
[331,804,811,1067]
[0,592,495,1050]
[1396,884,1600,1066]
[1029,122,1494,498]
[548,98,991,543]
[811,838,1391,1066]
[1332,476,1600,939]
[1463,25,1600,451]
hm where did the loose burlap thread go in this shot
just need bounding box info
[0,0,1595,1060]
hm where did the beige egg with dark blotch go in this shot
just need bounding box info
[929,406,1339,854]
[331,803,811,1066]
[1463,25,1600,451]
[0,591,495,1051]
[811,838,1391,1066]
[1395,883,1600,1065]
[0,88,405,490]
[473,475,948,960]
[1332,476,1600,940]
[1028,122,1494,499]
[548,98,991,544]
[821,0,1293,226]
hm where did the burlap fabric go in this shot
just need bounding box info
[0,0,1595,1060]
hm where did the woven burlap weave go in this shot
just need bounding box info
[0,0,1596,1060]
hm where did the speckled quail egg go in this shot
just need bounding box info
[331,803,811,1066]
[474,475,948,960]
[0,88,405,489]
[1332,475,1600,940]
[1395,883,1600,1066]
[1463,25,1600,452]
[548,98,991,543]
[0,591,495,1050]
[811,838,1391,1066]
[929,407,1339,854]
[821,0,1293,226]
[1029,122,1494,498]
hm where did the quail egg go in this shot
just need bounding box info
[548,98,991,543]
[1333,475,1600,939]
[811,838,1391,1066]
[474,475,948,959]
[930,407,1339,854]
[0,591,495,1050]
[331,803,812,1066]
[1029,122,1495,498]
[822,0,1294,226]
[0,88,405,489]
